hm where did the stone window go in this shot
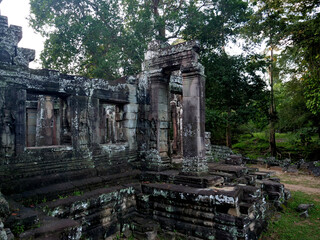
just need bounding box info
[26,93,71,147]
[99,102,126,144]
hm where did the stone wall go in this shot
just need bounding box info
[0,67,139,194]
[211,145,234,162]
[0,13,139,194]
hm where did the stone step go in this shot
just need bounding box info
[209,171,235,183]
[130,213,159,240]
[252,171,274,180]
[152,214,215,240]
[208,163,248,178]
[239,202,256,216]
[258,179,283,192]
[141,171,224,188]
[4,199,80,240]
[141,170,178,183]
[37,184,138,217]
[5,199,39,232]
[247,167,259,173]
[152,201,215,223]
[236,185,262,203]
[173,175,224,188]
[19,216,80,240]
[10,170,140,203]
[224,155,243,165]
[35,184,139,239]
[0,158,95,183]
[141,183,242,209]
[3,169,98,195]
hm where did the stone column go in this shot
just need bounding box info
[180,65,208,175]
[14,89,26,154]
[146,70,170,170]
[123,77,138,151]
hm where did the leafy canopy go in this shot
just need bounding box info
[30,0,191,79]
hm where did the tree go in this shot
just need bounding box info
[182,0,261,146]
[245,0,287,156]
[276,78,314,132]
[204,53,267,147]
[268,0,320,136]
[280,0,320,116]
[182,0,250,51]
[29,0,187,79]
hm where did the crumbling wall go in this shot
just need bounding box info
[211,145,234,162]
[0,14,140,194]
[0,70,140,194]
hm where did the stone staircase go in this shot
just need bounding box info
[135,161,290,240]
[3,169,140,239]
[2,159,290,240]
[136,181,268,240]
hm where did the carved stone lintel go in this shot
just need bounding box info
[181,62,205,76]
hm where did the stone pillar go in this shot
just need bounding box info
[180,65,208,175]
[123,77,138,151]
[69,95,90,150]
[145,70,170,170]
[123,102,139,150]
[15,89,26,154]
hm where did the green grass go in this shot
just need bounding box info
[232,132,269,159]
[232,132,319,161]
[261,191,320,240]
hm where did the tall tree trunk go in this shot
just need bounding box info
[152,0,166,40]
[226,109,232,148]
[269,46,277,157]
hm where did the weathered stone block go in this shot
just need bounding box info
[124,104,139,113]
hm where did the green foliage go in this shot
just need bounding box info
[261,191,320,240]
[233,131,320,160]
[204,53,268,144]
[232,132,269,159]
[243,0,320,152]
[279,0,320,116]
[73,190,84,196]
[182,0,251,50]
[58,194,67,199]
[29,0,188,79]
[304,75,320,116]
[12,224,25,235]
[275,79,315,132]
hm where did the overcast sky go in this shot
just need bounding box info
[1,0,44,68]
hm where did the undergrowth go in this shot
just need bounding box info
[260,191,320,240]
[232,132,320,161]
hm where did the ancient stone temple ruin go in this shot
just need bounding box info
[0,13,289,240]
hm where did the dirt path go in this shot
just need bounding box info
[253,165,320,195]
[282,183,320,195]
